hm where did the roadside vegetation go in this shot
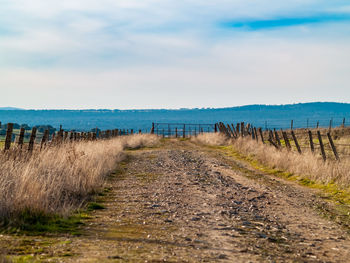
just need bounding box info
[194,132,350,189]
[0,134,159,230]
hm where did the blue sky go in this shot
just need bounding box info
[1,0,350,109]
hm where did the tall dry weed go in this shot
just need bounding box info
[0,134,159,221]
[231,137,350,187]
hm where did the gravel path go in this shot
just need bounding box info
[2,139,350,262]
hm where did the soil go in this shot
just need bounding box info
[1,139,350,262]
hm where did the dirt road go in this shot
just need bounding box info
[2,139,350,262]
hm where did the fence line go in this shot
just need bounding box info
[0,122,143,151]
[216,121,350,162]
[150,122,216,138]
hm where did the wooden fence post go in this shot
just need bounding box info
[317,131,326,162]
[342,118,346,128]
[69,131,74,141]
[41,129,49,149]
[51,132,56,143]
[59,130,64,143]
[329,119,333,131]
[227,124,234,138]
[254,127,258,142]
[214,123,217,133]
[268,138,279,149]
[246,123,251,135]
[241,122,245,137]
[274,130,281,146]
[28,127,37,152]
[183,124,186,138]
[18,127,25,149]
[282,131,291,150]
[222,123,230,137]
[327,132,339,161]
[258,128,265,144]
[317,121,319,129]
[231,124,237,138]
[308,130,314,153]
[291,120,293,130]
[220,123,225,134]
[175,127,178,138]
[269,130,274,141]
[291,130,301,154]
[151,123,155,134]
[236,123,240,135]
[4,123,14,151]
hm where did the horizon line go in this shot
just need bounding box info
[1,101,349,111]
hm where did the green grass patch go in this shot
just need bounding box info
[1,209,88,236]
[87,202,105,211]
[11,255,37,263]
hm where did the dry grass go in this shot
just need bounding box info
[232,138,350,187]
[191,133,229,146]
[0,134,159,221]
[195,133,350,188]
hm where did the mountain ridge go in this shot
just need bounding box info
[0,102,349,131]
[0,102,348,111]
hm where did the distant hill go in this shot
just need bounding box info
[0,107,24,110]
[0,102,349,131]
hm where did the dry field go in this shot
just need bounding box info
[0,134,159,223]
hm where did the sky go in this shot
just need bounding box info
[1,0,350,109]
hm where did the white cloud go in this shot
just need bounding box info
[1,38,350,108]
[1,0,350,108]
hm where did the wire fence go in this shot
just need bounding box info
[152,123,216,138]
[216,121,350,162]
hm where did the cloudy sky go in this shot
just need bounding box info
[1,0,350,109]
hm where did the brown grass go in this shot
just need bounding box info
[191,133,229,146]
[194,133,350,188]
[0,134,159,221]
